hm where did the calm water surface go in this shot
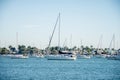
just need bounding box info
[0,56,120,80]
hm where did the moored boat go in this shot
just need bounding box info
[106,53,120,60]
[11,54,28,59]
[45,51,76,60]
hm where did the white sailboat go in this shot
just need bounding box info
[46,51,76,60]
[77,50,91,59]
[11,32,29,59]
[11,54,28,59]
[95,35,105,58]
[106,34,120,60]
[45,13,76,60]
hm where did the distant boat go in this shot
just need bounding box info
[36,54,44,58]
[46,13,76,60]
[30,53,44,58]
[77,54,91,59]
[45,51,76,60]
[10,32,28,59]
[106,34,120,60]
[77,52,91,59]
[106,49,120,60]
[11,54,28,59]
[46,55,76,60]
[106,54,120,60]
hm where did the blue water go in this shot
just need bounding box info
[0,56,120,80]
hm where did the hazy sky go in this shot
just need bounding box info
[0,0,120,49]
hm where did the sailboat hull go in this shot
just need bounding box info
[11,55,28,59]
[45,55,76,60]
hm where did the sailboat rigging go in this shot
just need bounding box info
[48,13,60,49]
[45,13,76,60]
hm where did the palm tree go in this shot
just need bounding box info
[72,46,77,51]
[85,46,91,54]
[63,46,68,51]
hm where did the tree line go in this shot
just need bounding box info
[0,45,41,55]
[0,45,118,55]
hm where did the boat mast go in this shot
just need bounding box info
[97,35,103,49]
[58,13,60,50]
[109,34,115,49]
[48,13,60,49]
[16,32,18,53]
[0,41,1,48]
[113,34,115,49]
[70,34,72,49]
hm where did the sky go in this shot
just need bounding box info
[0,0,120,49]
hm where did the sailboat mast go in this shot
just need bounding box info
[58,13,60,49]
[48,14,59,48]
[97,35,103,49]
[70,35,72,49]
[100,35,103,49]
[113,34,115,49]
[16,32,18,53]
[109,34,115,49]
